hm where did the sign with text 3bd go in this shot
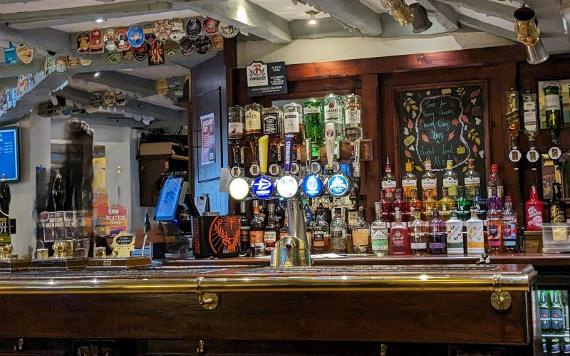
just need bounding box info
[246,61,288,97]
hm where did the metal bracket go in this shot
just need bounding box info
[198,292,219,310]
[491,273,512,311]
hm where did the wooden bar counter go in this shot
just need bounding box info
[0,262,540,355]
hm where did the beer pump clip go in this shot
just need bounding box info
[276,135,300,199]
[252,135,275,200]
[228,140,250,201]
[505,89,522,170]
[326,146,352,199]
[301,137,324,199]
[522,91,540,170]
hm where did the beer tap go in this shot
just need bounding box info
[228,138,250,201]
[522,91,540,171]
[251,135,275,200]
[301,137,324,199]
[276,135,299,199]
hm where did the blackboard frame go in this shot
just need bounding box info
[393,80,491,194]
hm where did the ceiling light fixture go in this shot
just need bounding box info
[93,72,101,78]
[382,0,413,26]
[514,5,549,65]
[410,3,432,33]
[305,10,319,25]
[94,17,107,23]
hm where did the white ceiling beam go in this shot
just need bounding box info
[436,0,515,19]
[417,0,459,31]
[1,1,173,30]
[72,72,158,98]
[458,15,516,41]
[298,0,382,36]
[0,23,71,55]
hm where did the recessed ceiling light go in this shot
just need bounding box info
[93,72,101,78]
[94,17,107,23]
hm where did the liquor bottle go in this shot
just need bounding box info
[428,210,447,254]
[408,188,423,213]
[464,159,480,199]
[466,208,485,254]
[422,189,437,221]
[540,290,552,333]
[388,209,411,255]
[487,163,504,199]
[351,206,371,254]
[262,106,283,164]
[381,155,397,198]
[279,214,289,240]
[283,102,304,142]
[401,160,418,199]
[371,202,389,256]
[244,102,262,137]
[473,186,488,221]
[392,188,410,224]
[553,339,562,356]
[421,160,437,199]
[442,160,459,198]
[446,210,464,255]
[263,202,279,255]
[311,214,330,254]
[344,94,362,143]
[380,189,393,223]
[323,93,345,153]
[552,290,565,333]
[544,85,563,133]
[330,208,348,254]
[228,105,245,142]
[526,185,544,231]
[502,196,518,253]
[303,98,324,159]
[249,200,265,257]
[486,189,503,254]
[550,183,567,223]
[437,187,456,221]
[409,210,428,255]
[239,201,251,257]
[456,186,472,222]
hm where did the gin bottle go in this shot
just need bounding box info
[409,210,428,255]
[388,209,411,255]
[381,155,397,198]
[330,208,348,254]
[311,214,330,254]
[303,98,324,159]
[401,160,418,199]
[486,188,503,254]
[351,206,370,254]
[502,195,518,253]
[442,160,459,198]
[446,210,464,255]
[323,93,345,150]
[465,208,485,254]
[344,94,362,142]
[429,210,447,254]
[421,159,437,199]
[464,158,480,199]
[283,102,304,142]
[370,202,389,256]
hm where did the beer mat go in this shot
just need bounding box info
[87,256,152,269]
[0,258,30,272]
[31,258,87,270]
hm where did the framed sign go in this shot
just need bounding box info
[196,88,222,182]
[396,81,489,186]
[200,112,216,166]
[247,61,288,97]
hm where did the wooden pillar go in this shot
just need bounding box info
[361,73,380,219]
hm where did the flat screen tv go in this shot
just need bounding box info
[0,127,20,182]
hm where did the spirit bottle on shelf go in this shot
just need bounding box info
[550,183,567,223]
[544,85,563,134]
[388,209,411,255]
[428,210,447,255]
[466,208,485,255]
[262,106,283,166]
[380,189,393,223]
[244,102,263,174]
[456,186,472,222]
[392,188,410,224]
[525,185,544,231]
[421,159,437,199]
[539,290,552,333]
[344,94,362,142]
[311,214,330,254]
[486,188,503,254]
[370,202,389,256]
[408,188,423,213]
[437,187,456,221]
[473,186,488,221]
[464,159,481,199]
[409,210,428,255]
[249,200,265,256]
[228,105,245,167]
[330,208,348,254]
[401,160,418,199]
[502,195,517,253]
[263,202,279,255]
[442,160,459,198]
[422,189,437,221]
[446,210,464,255]
[323,93,345,156]
[351,206,371,254]
[283,102,304,142]
[381,155,397,198]
[487,163,504,199]
[551,290,565,333]
[303,98,325,159]
[239,200,251,257]
[279,214,289,240]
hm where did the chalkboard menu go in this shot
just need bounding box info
[398,84,486,179]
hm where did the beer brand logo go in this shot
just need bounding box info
[302,174,323,198]
[252,176,273,199]
[327,175,349,197]
[246,61,269,87]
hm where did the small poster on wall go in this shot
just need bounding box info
[246,61,288,97]
[201,112,216,166]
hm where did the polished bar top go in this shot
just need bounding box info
[0,264,536,295]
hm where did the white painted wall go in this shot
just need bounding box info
[237,31,514,67]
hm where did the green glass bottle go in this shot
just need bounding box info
[303,98,325,159]
[456,186,472,221]
[544,85,563,132]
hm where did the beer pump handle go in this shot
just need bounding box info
[305,138,312,170]
[353,139,361,179]
[325,123,335,172]
[258,135,269,175]
[284,135,294,174]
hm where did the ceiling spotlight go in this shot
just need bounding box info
[306,10,319,25]
[410,3,432,33]
[93,72,101,78]
[514,5,549,65]
[94,17,107,23]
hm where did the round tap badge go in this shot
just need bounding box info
[276,175,298,199]
[219,23,240,38]
[212,33,224,50]
[115,27,131,52]
[179,36,195,56]
[127,25,144,48]
[252,175,274,200]
[229,177,249,201]
[134,43,148,61]
[77,32,90,53]
[203,17,220,34]
[195,35,212,54]
[327,174,350,198]
[186,17,202,39]
[104,29,117,52]
[301,174,324,199]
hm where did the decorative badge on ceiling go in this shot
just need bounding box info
[77,32,90,53]
[195,35,212,54]
[186,17,202,39]
[219,23,240,38]
[104,28,117,52]
[203,17,220,34]
[89,29,104,53]
[115,27,131,52]
[16,45,33,64]
[127,25,145,48]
